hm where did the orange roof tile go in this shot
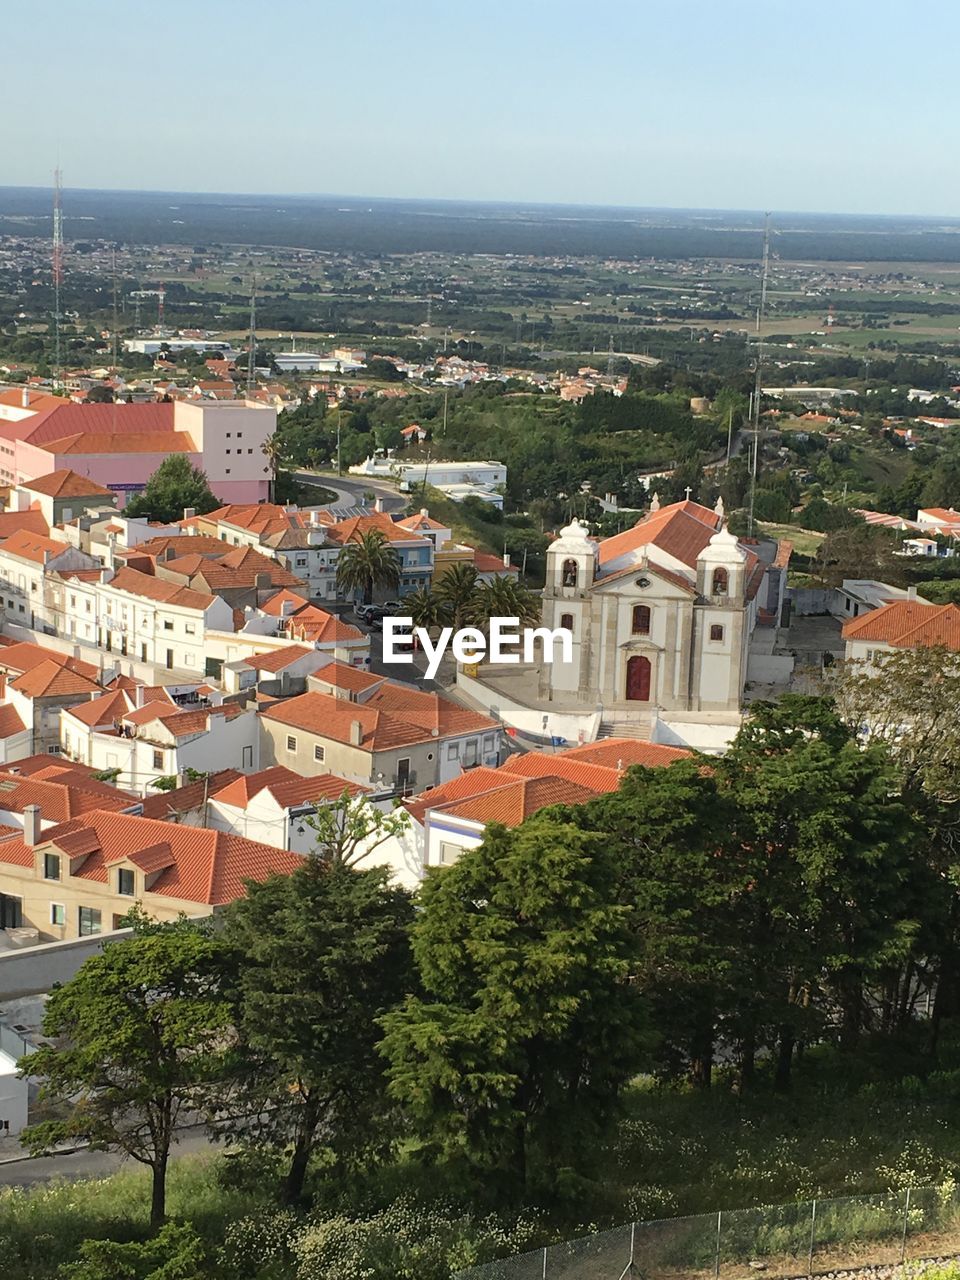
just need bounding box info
[245,645,316,673]
[0,510,49,539]
[10,659,100,699]
[108,566,216,611]
[561,738,693,769]
[308,661,384,693]
[139,769,242,819]
[20,469,115,499]
[842,600,960,650]
[0,529,71,565]
[0,768,138,822]
[434,775,598,826]
[213,765,365,810]
[0,809,302,905]
[0,704,26,741]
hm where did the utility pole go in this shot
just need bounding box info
[111,248,119,374]
[52,166,63,392]
[747,213,772,537]
[726,405,734,464]
[441,388,449,437]
[336,407,342,476]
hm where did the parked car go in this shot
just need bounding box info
[381,600,405,615]
[354,604,377,622]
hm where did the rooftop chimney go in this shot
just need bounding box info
[183,507,196,521]
[255,572,271,593]
[23,804,41,847]
[374,498,384,514]
[503,551,511,568]
[420,507,429,518]
[907,586,918,601]
[349,720,363,746]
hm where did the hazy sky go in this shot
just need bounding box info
[5,0,956,215]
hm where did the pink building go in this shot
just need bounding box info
[0,395,275,508]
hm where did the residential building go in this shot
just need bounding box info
[404,737,691,874]
[831,579,912,622]
[0,807,301,940]
[259,680,501,793]
[325,512,433,597]
[8,470,117,528]
[61,690,259,795]
[842,598,960,667]
[0,399,275,507]
[0,530,101,633]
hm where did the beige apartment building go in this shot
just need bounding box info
[0,806,301,939]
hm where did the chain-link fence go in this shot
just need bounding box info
[455,1184,960,1280]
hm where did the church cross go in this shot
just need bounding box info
[684,486,693,500]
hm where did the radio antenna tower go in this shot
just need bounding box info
[111,249,119,373]
[52,167,64,391]
[157,285,165,330]
[607,334,615,378]
[747,212,772,537]
[246,276,257,395]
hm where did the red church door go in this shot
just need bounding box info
[625,655,651,702]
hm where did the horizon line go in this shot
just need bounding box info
[1,183,960,226]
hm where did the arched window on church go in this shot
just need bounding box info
[560,613,574,632]
[712,567,729,596]
[562,559,578,588]
[632,604,651,635]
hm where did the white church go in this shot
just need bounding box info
[533,496,790,744]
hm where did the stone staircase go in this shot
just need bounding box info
[598,716,653,741]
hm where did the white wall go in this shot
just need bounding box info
[0,1052,28,1134]
[456,669,601,745]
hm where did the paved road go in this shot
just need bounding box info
[293,470,406,513]
[0,1126,214,1187]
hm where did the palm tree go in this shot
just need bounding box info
[434,562,478,628]
[335,529,402,605]
[261,434,282,503]
[469,575,540,631]
[403,585,445,632]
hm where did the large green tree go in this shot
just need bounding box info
[335,529,402,605]
[124,454,220,523]
[21,917,229,1230]
[379,813,648,1195]
[219,862,414,1205]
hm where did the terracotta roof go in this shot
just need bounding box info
[165,545,302,591]
[0,402,173,448]
[44,430,198,456]
[129,534,229,561]
[0,768,138,822]
[0,510,49,539]
[108,566,216,611]
[561,738,693,769]
[597,500,722,571]
[213,765,365,810]
[20,469,115,499]
[308,661,384,693]
[326,511,430,548]
[0,529,71,565]
[4,754,100,778]
[10,659,100,699]
[0,704,26,741]
[842,600,960,651]
[259,587,310,616]
[504,751,624,792]
[245,645,316,673]
[0,809,302,905]
[139,768,242,819]
[283,605,365,644]
[404,766,510,824]
[0,642,99,681]
[63,687,173,728]
[434,775,598,826]
[260,685,496,752]
[396,512,448,533]
[473,551,518,575]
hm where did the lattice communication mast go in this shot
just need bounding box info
[52,167,64,391]
[247,276,257,395]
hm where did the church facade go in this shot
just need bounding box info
[537,497,784,727]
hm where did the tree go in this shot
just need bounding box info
[21,917,230,1230]
[815,522,905,587]
[718,696,920,1081]
[403,584,446,630]
[124,455,220,524]
[830,647,960,1048]
[380,813,648,1195]
[335,529,401,605]
[261,434,281,502]
[85,384,115,404]
[303,791,411,870]
[218,862,415,1205]
[468,576,540,630]
[433,562,478,628]
[57,1223,207,1280]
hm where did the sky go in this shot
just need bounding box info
[4,0,958,216]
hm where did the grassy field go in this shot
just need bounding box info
[756,523,825,557]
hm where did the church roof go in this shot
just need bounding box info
[597,500,721,572]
